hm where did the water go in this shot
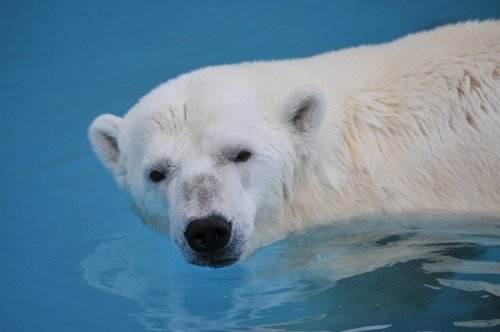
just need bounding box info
[2,1,500,331]
[79,217,500,331]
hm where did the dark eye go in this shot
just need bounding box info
[234,149,252,163]
[149,170,166,183]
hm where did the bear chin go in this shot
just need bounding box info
[185,252,241,268]
[188,256,239,268]
[177,237,246,268]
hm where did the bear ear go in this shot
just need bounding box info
[89,114,124,178]
[282,85,326,151]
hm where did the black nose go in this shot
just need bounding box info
[184,215,232,253]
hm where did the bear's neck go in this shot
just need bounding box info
[286,137,382,229]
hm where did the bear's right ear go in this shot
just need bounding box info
[89,114,124,179]
[281,85,326,157]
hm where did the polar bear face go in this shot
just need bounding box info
[90,69,326,267]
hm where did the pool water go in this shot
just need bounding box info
[2,1,500,331]
[80,217,500,331]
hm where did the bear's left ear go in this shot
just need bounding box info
[281,85,326,154]
[89,114,126,183]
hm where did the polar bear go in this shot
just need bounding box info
[90,21,500,268]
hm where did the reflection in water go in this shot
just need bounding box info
[437,279,500,297]
[81,215,500,331]
[454,319,500,328]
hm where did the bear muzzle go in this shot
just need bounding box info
[184,215,232,253]
[181,214,244,268]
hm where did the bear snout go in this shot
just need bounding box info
[184,215,232,254]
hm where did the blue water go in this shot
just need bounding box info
[1,1,500,331]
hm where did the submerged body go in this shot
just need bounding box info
[90,21,500,267]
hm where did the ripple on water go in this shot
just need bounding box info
[81,215,500,331]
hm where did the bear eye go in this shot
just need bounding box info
[149,170,166,183]
[234,149,252,163]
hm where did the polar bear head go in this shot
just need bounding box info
[89,66,326,267]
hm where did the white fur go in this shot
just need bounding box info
[90,21,500,265]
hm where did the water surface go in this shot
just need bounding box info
[81,216,500,331]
